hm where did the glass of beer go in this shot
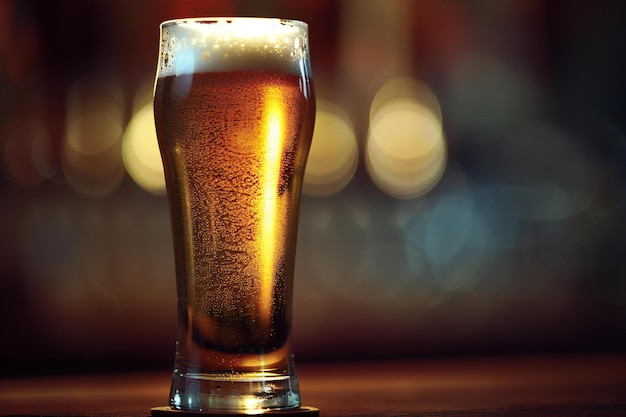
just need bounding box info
[152,18,315,413]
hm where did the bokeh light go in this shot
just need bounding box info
[303,100,358,197]
[370,77,442,124]
[366,78,447,199]
[66,110,122,157]
[402,179,520,293]
[122,102,165,195]
[61,75,126,198]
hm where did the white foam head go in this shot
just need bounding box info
[157,18,310,78]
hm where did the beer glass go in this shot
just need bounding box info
[152,18,315,414]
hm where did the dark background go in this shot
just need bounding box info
[1,0,625,376]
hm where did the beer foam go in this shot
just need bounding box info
[157,18,310,77]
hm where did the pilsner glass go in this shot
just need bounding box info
[152,18,315,413]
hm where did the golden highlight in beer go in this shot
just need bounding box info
[154,18,314,411]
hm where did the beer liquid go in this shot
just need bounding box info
[154,70,314,408]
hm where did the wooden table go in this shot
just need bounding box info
[2,354,626,416]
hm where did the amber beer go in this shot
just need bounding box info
[153,19,314,412]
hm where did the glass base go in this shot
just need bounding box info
[169,371,301,413]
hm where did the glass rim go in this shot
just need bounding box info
[160,17,308,30]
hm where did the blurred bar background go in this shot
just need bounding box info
[1,0,625,376]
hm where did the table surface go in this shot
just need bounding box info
[2,354,626,416]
